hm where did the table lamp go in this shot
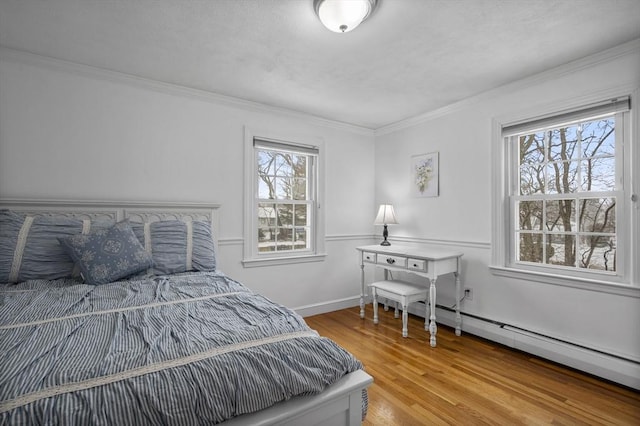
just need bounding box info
[374,204,398,246]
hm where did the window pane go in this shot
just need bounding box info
[277,204,293,227]
[258,227,276,252]
[545,199,575,231]
[518,232,543,263]
[294,204,308,227]
[548,127,579,161]
[293,178,307,200]
[520,165,545,195]
[275,177,291,199]
[581,118,615,158]
[519,133,545,165]
[257,150,276,175]
[275,154,292,177]
[579,235,616,271]
[546,161,578,194]
[292,155,307,178]
[276,228,293,251]
[547,234,576,267]
[579,198,616,233]
[258,204,276,227]
[258,176,275,199]
[581,156,615,192]
[294,227,308,250]
[518,201,543,230]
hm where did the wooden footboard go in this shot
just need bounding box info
[223,370,373,426]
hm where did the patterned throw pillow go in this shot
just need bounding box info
[59,221,153,285]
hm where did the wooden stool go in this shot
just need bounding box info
[369,280,428,338]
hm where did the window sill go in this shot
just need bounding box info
[489,265,640,298]
[242,253,327,268]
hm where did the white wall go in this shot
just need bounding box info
[373,41,640,387]
[0,49,376,310]
[2,41,638,387]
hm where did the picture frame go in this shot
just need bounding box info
[411,152,439,197]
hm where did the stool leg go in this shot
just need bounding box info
[402,301,408,338]
[372,289,379,325]
[424,297,429,331]
[394,301,399,318]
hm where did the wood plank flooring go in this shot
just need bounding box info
[304,306,640,425]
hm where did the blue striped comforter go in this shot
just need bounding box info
[0,272,365,425]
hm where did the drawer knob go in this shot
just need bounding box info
[386,258,395,264]
[413,263,418,267]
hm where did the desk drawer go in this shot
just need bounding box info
[362,252,377,263]
[408,258,428,272]
[377,254,407,268]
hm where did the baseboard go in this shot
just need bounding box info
[408,304,640,391]
[295,297,360,318]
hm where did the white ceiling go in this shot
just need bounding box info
[1,0,639,130]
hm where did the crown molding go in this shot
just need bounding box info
[375,38,640,136]
[0,46,375,137]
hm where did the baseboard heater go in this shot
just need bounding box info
[409,301,640,391]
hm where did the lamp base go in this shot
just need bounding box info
[380,224,391,246]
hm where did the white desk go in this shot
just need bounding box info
[356,245,463,347]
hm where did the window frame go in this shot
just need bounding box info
[243,126,326,267]
[490,90,639,296]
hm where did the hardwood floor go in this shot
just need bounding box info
[305,306,640,425]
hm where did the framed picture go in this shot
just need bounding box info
[411,152,439,197]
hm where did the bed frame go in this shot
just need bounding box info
[0,198,373,426]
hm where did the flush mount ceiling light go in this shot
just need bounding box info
[313,0,378,33]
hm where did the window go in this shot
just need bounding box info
[243,128,325,266]
[492,96,637,291]
[256,140,314,254]
[514,114,620,271]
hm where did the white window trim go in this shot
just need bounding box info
[490,87,640,297]
[242,126,326,267]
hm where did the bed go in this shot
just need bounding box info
[0,199,372,425]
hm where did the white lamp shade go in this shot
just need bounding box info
[316,0,372,33]
[374,204,398,225]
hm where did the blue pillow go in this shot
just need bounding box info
[0,209,113,284]
[59,221,153,285]
[130,220,216,275]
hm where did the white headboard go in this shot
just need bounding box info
[0,198,221,246]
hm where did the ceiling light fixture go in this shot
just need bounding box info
[313,0,378,33]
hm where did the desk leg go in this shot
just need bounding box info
[359,263,365,319]
[454,271,462,336]
[372,289,379,325]
[424,300,429,332]
[429,278,437,347]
